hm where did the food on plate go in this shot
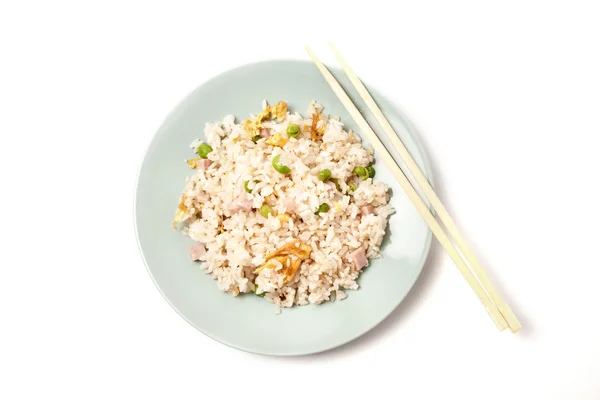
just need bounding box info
[173,100,393,307]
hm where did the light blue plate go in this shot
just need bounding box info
[134,60,433,356]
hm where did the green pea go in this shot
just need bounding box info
[259,205,274,218]
[286,124,300,138]
[245,180,260,193]
[366,166,375,179]
[197,143,213,159]
[348,183,357,191]
[317,169,331,181]
[254,285,266,297]
[315,203,329,214]
[329,177,341,191]
[251,135,261,143]
[353,166,367,177]
[272,154,291,174]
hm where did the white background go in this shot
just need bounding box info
[1,1,599,399]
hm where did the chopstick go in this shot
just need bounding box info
[304,45,512,331]
[327,43,521,333]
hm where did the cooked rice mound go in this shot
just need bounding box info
[174,101,393,307]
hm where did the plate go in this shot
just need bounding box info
[134,60,433,356]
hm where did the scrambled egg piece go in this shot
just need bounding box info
[265,132,288,148]
[242,101,288,138]
[333,201,342,211]
[253,240,312,283]
[186,157,202,169]
[312,113,326,140]
[267,240,312,259]
[256,107,271,122]
[304,112,326,141]
[277,213,291,223]
[243,118,262,138]
[172,195,189,227]
[271,101,287,120]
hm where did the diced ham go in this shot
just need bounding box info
[198,159,212,170]
[239,198,253,211]
[196,192,209,203]
[189,243,206,261]
[229,196,253,213]
[361,205,375,216]
[349,248,368,270]
[283,198,296,212]
[260,128,270,138]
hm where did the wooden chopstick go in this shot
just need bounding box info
[304,46,509,331]
[327,43,521,333]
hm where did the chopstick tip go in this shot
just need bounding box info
[303,45,320,63]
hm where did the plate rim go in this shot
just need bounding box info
[133,59,434,356]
